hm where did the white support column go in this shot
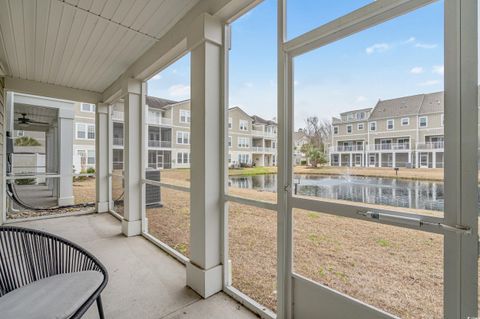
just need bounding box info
[122,79,144,236]
[96,103,109,212]
[444,0,478,317]
[186,13,224,298]
[349,153,352,167]
[432,152,437,169]
[57,110,74,206]
[392,153,396,168]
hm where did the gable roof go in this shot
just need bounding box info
[252,115,277,126]
[369,94,424,120]
[146,96,178,110]
[228,106,253,120]
[419,91,443,114]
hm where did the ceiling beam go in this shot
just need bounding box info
[5,77,102,104]
[102,0,257,103]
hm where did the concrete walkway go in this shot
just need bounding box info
[14,213,257,319]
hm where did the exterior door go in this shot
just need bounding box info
[157,154,164,169]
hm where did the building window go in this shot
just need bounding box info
[16,130,24,137]
[176,131,190,144]
[238,154,250,164]
[238,137,250,148]
[88,125,95,139]
[419,116,428,128]
[228,117,233,129]
[357,123,364,130]
[177,152,190,164]
[387,119,394,130]
[239,120,249,131]
[87,150,95,164]
[81,103,95,113]
[346,125,352,133]
[401,117,409,126]
[333,126,339,134]
[369,122,376,131]
[179,110,191,123]
[228,136,232,147]
[76,123,95,140]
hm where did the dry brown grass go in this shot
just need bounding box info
[143,169,448,317]
[73,177,96,204]
[64,168,467,317]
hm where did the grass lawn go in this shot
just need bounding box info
[23,167,469,318]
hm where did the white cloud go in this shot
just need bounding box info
[410,66,424,74]
[294,80,300,86]
[244,82,254,88]
[404,37,416,44]
[366,43,391,55]
[418,80,440,86]
[415,43,438,49]
[168,84,190,98]
[432,65,444,75]
[151,74,162,80]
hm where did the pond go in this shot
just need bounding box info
[229,174,447,211]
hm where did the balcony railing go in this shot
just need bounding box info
[368,143,411,151]
[252,130,276,138]
[252,146,276,153]
[147,116,172,126]
[329,145,364,152]
[416,141,444,150]
[113,137,123,146]
[148,140,172,148]
[112,110,124,121]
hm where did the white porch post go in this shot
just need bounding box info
[95,103,109,212]
[122,79,144,236]
[57,110,74,206]
[392,152,396,168]
[349,153,352,167]
[432,151,437,169]
[186,13,224,298]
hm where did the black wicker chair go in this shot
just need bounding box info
[0,226,108,319]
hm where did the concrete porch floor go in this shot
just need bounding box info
[14,213,258,319]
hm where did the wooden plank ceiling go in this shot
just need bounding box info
[0,0,198,93]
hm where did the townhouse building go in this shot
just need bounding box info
[111,97,278,170]
[329,91,445,168]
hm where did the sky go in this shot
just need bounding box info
[148,0,445,129]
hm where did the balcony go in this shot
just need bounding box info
[329,145,364,152]
[15,213,256,319]
[252,146,276,153]
[112,110,124,121]
[416,141,444,150]
[148,140,172,148]
[367,143,411,151]
[251,130,276,138]
[147,116,172,126]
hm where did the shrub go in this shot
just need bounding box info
[86,167,95,174]
[15,136,41,146]
[15,178,36,185]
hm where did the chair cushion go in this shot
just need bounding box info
[0,271,103,319]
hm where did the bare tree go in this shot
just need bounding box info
[303,117,332,152]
